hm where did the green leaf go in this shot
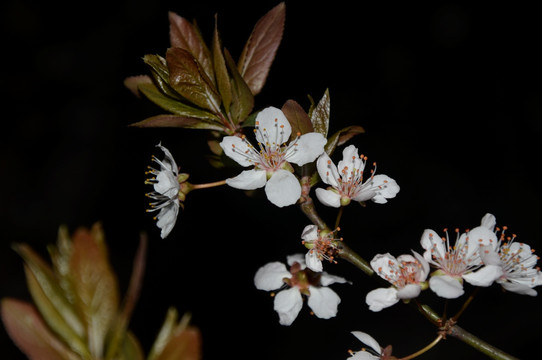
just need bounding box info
[169,12,214,86]
[123,75,152,98]
[129,114,226,132]
[325,125,365,155]
[212,16,232,115]
[238,2,285,95]
[143,54,182,100]
[310,89,330,137]
[137,83,219,121]
[224,48,254,124]
[281,99,314,140]
[69,223,119,358]
[117,332,144,360]
[166,47,222,114]
[13,244,87,348]
[1,299,79,360]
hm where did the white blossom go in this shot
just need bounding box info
[315,145,399,207]
[347,331,392,360]
[301,224,342,272]
[254,254,348,326]
[145,143,181,239]
[220,107,326,207]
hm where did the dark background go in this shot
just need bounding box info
[1,1,541,359]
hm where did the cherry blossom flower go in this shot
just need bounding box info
[220,106,326,207]
[145,143,184,239]
[420,215,503,299]
[254,254,348,326]
[315,145,399,208]
[476,214,542,296]
[347,331,393,360]
[301,224,343,272]
[365,252,429,312]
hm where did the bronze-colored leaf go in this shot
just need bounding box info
[130,114,226,132]
[310,89,331,137]
[325,125,365,155]
[155,327,201,360]
[212,16,233,115]
[166,47,221,114]
[224,48,254,124]
[1,298,79,360]
[281,99,314,140]
[137,83,220,121]
[124,75,152,98]
[69,223,119,358]
[143,54,182,100]
[169,12,214,85]
[238,2,285,95]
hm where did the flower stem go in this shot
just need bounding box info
[337,242,374,276]
[448,326,520,360]
[452,287,479,321]
[334,206,344,229]
[191,179,227,190]
[399,334,444,360]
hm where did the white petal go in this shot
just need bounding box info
[365,287,399,312]
[273,288,303,326]
[305,251,323,272]
[315,188,341,208]
[307,286,341,319]
[156,142,179,173]
[370,253,399,282]
[479,246,502,266]
[255,107,291,147]
[219,136,255,167]
[154,170,180,198]
[286,254,306,267]
[499,281,538,296]
[420,229,445,264]
[347,351,380,360]
[265,169,301,207]
[337,145,362,174]
[396,284,422,299]
[480,213,496,231]
[351,331,382,354]
[368,175,400,203]
[316,152,340,187]
[412,250,430,280]
[226,169,267,190]
[254,262,290,291]
[429,275,464,299]
[320,272,349,286]
[301,224,319,242]
[462,265,503,287]
[466,225,498,252]
[286,132,326,166]
[156,202,180,239]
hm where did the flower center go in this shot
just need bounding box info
[428,229,479,277]
[303,228,343,264]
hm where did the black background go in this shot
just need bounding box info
[1,1,541,359]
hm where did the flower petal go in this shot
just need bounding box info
[156,202,179,239]
[307,286,341,319]
[315,188,341,208]
[396,284,422,299]
[156,142,178,173]
[370,253,399,282]
[480,213,496,231]
[337,145,363,174]
[316,152,340,187]
[219,135,255,167]
[254,262,290,291]
[286,254,306,267]
[255,107,291,147]
[301,224,318,242]
[368,175,400,204]
[154,170,180,198]
[499,281,538,296]
[429,275,464,299]
[305,251,323,272]
[462,265,503,287]
[320,272,349,286]
[226,169,267,190]
[265,169,301,207]
[420,229,445,264]
[286,132,326,166]
[273,288,303,326]
[351,331,382,355]
[365,287,399,312]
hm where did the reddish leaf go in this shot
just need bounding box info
[212,16,233,115]
[166,47,221,114]
[224,48,254,124]
[310,89,331,137]
[130,114,226,131]
[169,12,214,84]
[325,125,365,155]
[156,327,202,360]
[1,298,78,360]
[281,99,314,140]
[124,75,152,98]
[238,2,285,95]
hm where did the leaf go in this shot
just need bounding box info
[130,114,226,132]
[325,125,365,155]
[155,327,201,360]
[238,2,285,95]
[169,12,214,85]
[123,75,152,98]
[310,89,331,137]
[69,223,119,358]
[166,47,222,114]
[117,332,144,360]
[1,298,79,360]
[137,83,219,121]
[143,54,182,100]
[13,244,87,343]
[212,16,233,115]
[224,48,254,124]
[281,99,314,140]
